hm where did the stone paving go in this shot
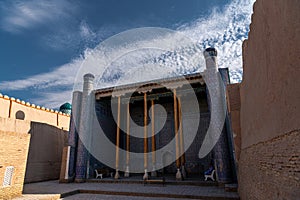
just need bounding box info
[61,194,196,200]
[14,180,239,200]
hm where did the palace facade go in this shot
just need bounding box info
[64,48,236,184]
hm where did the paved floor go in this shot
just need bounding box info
[14,180,239,200]
[61,194,197,200]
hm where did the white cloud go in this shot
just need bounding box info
[80,21,97,39]
[33,90,73,109]
[0,0,255,108]
[0,0,75,33]
[178,0,255,82]
[0,58,82,90]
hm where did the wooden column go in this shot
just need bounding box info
[178,96,186,178]
[143,93,149,180]
[174,89,182,180]
[173,89,180,168]
[114,96,121,179]
[125,102,130,177]
[178,97,185,165]
[151,100,157,176]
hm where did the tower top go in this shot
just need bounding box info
[84,73,95,79]
[203,47,217,58]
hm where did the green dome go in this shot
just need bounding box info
[59,102,72,114]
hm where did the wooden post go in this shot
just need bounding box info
[114,96,121,179]
[125,102,130,177]
[151,100,157,176]
[178,97,185,165]
[126,102,130,164]
[144,93,148,168]
[178,96,186,178]
[143,93,149,180]
[174,89,182,180]
[173,89,180,168]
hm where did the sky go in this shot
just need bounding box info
[0,0,255,109]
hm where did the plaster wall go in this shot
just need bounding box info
[238,0,300,199]
[0,95,70,130]
[24,122,68,183]
[0,97,10,118]
[240,0,300,148]
[0,117,31,134]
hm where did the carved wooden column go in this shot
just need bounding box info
[178,96,186,178]
[143,93,149,180]
[173,89,182,180]
[151,100,157,177]
[124,102,130,177]
[114,96,121,179]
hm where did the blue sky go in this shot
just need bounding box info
[0,0,255,109]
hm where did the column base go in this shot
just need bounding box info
[124,166,130,177]
[114,169,120,179]
[151,171,157,177]
[59,179,72,183]
[143,169,149,180]
[74,178,86,183]
[176,168,182,180]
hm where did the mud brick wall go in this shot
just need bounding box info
[238,0,300,199]
[238,130,300,199]
[0,131,30,199]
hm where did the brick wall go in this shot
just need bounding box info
[0,98,69,198]
[238,130,300,199]
[0,131,30,199]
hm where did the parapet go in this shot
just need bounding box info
[0,93,70,130]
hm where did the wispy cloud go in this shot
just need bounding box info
[0,58,82,108]
[179,0,255,82]
[0,0,255,108]
[79,21,97,40]
[42,21,128,53]
[33,90,74,109]
[0,0,75,33]
[43,20,100,51]
[0,58,81,90]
